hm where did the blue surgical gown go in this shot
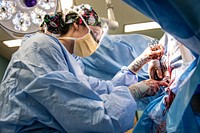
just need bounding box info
[0,33,138,133]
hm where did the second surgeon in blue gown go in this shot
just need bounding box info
[0,4,168,133]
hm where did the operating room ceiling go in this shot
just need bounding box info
[0,0,164,60]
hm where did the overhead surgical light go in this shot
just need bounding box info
[124,22,161,33]
[0,0,57,37]
[101,0,119,30]
[0,0,73,47]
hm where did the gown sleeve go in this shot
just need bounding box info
[24,71,137,133]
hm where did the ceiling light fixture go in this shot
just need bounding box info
[1,0,73,48]
[0,0,58,36]
[124,21,161,33]
[3,39,22,47]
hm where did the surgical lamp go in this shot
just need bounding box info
[0,0,57,38]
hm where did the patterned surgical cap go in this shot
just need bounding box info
[65,4,101,27]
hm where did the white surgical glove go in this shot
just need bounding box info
[128,79,168,99]
[128,44,164,74]
[148,56,168,80]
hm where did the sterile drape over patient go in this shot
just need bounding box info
[121,0,200,132]
[133,33,199,132]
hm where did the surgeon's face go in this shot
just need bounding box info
[72,23,103,44]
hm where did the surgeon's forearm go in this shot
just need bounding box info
[128,80,153,99]
[128,55,149,74]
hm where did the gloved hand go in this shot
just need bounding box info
[148,60,163,80]
[128,79,168,99]
[148,56,168,80]
[128,44,164,74]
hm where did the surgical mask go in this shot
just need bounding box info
[59,10,102,57]
[74,32,98,57]
[59,26,99,57]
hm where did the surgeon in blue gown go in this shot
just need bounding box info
[0,4,168,133]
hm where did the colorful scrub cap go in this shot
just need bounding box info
[65,4,101,27]
[40,4,101,34]
[40,12,67,34]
